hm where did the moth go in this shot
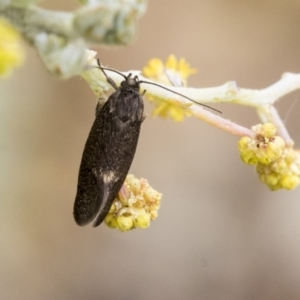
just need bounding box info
[73,60,220,227]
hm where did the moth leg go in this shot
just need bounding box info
[141,90,146,96]
[97,59,118,90]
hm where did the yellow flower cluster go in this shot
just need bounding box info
[105,174,162,232]
[257,149,300,190]
[238,123,300,190]
[142,55,197,122]
[0,18,24,78]
[238,123,285,165]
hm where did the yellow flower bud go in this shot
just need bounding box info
[265,173,279,187]
[273,136,285,149]
[272,159,287,173]
[109,203,116,213]
[259,173,267,184]
[143,187,158,202]
[280,175,300,190]
[0,18,24,78]
[150,210,158,220]
[238,136,252,151]
[265,140,282,161]
[134,213,151,229]
[284,150,297,164]
[240,151,258,165]
[261,123,276,138]
[257,153,272,164]
[143,58,164,80]
[128,176,141,195]
[117,215,134,232]
[104,214,118,228]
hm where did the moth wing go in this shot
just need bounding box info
[74,87,144,227]
[73,96,120,226]
[92,182,113,227]
[73,167,101,226]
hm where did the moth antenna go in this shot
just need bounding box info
[96,59,122,90]
[96,59,127,80]
[139,80,221,114]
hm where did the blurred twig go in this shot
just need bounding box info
[0,0,146,77]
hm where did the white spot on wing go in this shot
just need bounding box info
[102,171,119,183]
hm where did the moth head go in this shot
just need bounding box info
[121,74,140,91]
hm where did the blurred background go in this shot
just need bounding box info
[1,1,300,299]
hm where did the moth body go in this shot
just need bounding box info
[74,75,145,227]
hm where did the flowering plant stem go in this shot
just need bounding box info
[82,50,297,143]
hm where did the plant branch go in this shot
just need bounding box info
[0,1,146,77]
[81,50,253,138]
[81,50,300,141]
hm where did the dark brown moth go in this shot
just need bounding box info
[74,63,145,227]
[73,60,220,227]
